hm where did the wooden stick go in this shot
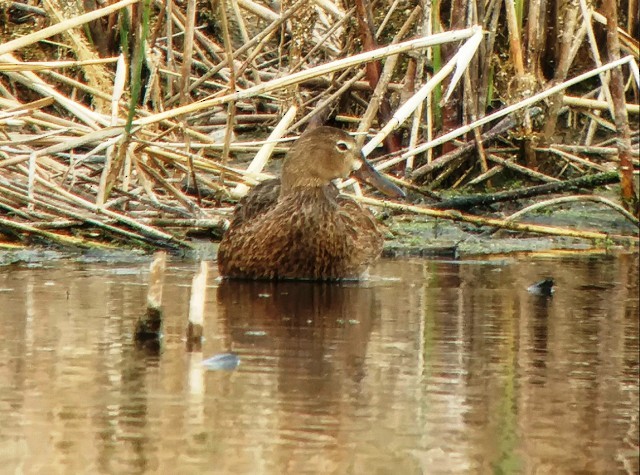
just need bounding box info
[429,171,620,211]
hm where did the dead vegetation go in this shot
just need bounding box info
[0,0,638,251]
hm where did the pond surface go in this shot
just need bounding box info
[0,252,638,474]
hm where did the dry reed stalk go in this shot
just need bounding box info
[0,181,161,244]
[164,0,177,99]
[134,28,480,128]
[0,215,111,248]
[136,159,200,212]
[577,2,612,89]
[312,0,342,19]
[355,5,423,147]
[525,0,544,74]
[541,1,581,143]
[178,0,200,202]
[0,97,96,131]
[601,0,638,214]
[218,0,238,196]
[544,147,608,172]
[578,0,616,145]
[231,105,297,198]
[166,0,308,106]
[0,58,118,72]
[580,110,617,132]
[466,164,503,186]
[180,0,197,105]
[505,0,537,166]
[144,145,274,186]
[505,0,525,75]
[167,8,224,74]
[23,167,193,247]
[360,27,483,157]
[368,55,636,176]
[0,0,139,56]
[290,7,355,74]
[355,196,639,244]
[407,4,432,172]
[236,0,278,21]
[98,56,128,206]
[289,69,366,131]
[485,153,560,183]
[563,95,640,114]
[478,0,502,114]
[355,69,397,145]
[144,138,284,153]
[505,195,639,227]
[0,130,70,150]
[463,70,488,173]
[228,0,262,85]
[551,144,640,159]
[1,54,110,128]
[354,0,402,154]
[40,0,113,112]
[591,11,640,56]
[410,111,526,178]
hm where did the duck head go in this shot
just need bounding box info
[280,126,405,198]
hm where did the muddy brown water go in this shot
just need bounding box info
[0,253,638,474]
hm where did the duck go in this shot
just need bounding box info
[217,126,405,280]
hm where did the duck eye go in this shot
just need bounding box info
[336,141,350,152]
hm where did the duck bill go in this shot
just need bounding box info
[352,155,406,198]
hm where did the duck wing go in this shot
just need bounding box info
[229,178,281,227]
[219,185,384,280]
[335,195,384,268]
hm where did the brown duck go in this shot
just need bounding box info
[217,126,405,280]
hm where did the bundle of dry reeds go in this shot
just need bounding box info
[0,0,638,250]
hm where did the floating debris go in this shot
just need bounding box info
[527,278,555,297]
[244,330,267,337]
[202,353,240,371]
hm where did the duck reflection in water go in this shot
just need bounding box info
[218,126,405,281]
[216,280,380,383]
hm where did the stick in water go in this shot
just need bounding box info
[135,251,167,346]
[187,260,209,351]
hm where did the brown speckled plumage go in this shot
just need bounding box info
[217,126,403,280]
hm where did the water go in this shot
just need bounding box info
[0,253,638,474]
